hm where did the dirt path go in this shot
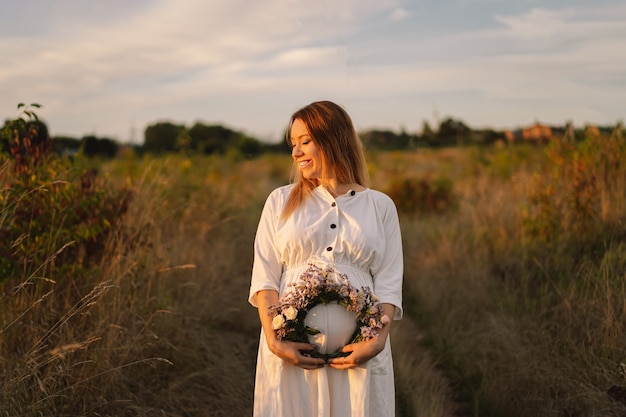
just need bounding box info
[392,316,466,417]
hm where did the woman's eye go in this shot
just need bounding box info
[302,140,310,145]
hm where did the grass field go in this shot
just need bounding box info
[1,131,626,416]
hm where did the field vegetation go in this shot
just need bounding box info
[1,106,625,416]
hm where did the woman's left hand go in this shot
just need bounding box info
[327,335,386,370]
[327,303,395,370]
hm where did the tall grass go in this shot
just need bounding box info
[0,154,282,415]
[399,133,626,416]
[2,127,625,416]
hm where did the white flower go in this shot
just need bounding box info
[381,315,391,325]
[272,314,286,330]
[284,306,298,320]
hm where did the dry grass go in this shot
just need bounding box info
[392,317,460,417]
[2,134,626,416]
[400,139,626,416]
[1,155,265,415]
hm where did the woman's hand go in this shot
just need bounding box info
[256,289,325,370]
[327,335,386,370]
[328,303,395,370]
[268,338,326,370]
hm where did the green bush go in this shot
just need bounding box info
[522,131,625,247]
[0,104,132,282]
[385,174,457,216]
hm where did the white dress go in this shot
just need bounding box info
[249,184,403,417]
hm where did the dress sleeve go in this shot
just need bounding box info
[248,189,284,307]
[372,195,404,320]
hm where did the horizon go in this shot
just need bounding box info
[6,101,623,146]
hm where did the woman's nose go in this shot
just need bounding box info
[292,145,302,157]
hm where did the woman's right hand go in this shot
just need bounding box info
[256,289,325,370]
[267,338,326,370]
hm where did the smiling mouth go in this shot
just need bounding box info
[298,160,312,168]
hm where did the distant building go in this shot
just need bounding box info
[505,122,560,143]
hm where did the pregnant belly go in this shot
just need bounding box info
[304,302,357,354]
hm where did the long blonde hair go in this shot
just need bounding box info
[281,100,369,219]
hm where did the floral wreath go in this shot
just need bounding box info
[268,258,390,359]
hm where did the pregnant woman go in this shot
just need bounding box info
[248,100,403,417]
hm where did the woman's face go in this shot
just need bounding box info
[291,118,324,180]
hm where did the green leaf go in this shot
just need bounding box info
[305,326,320,335]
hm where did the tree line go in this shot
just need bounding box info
[3,113,622,160]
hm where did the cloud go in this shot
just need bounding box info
[264,46,347,71]
[1,0,625,140]
[495,8,571,39]
[389,7,411,21]
[0,0,391,137]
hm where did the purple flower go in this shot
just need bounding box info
[272,259,385,346]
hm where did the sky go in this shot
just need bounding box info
[1,0,625,144]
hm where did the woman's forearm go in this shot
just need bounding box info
[255,289,280,344]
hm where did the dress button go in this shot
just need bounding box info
[326,246,333,251]
[330,224,336,229]
[331,202,336,207]
[350,190,356,196]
